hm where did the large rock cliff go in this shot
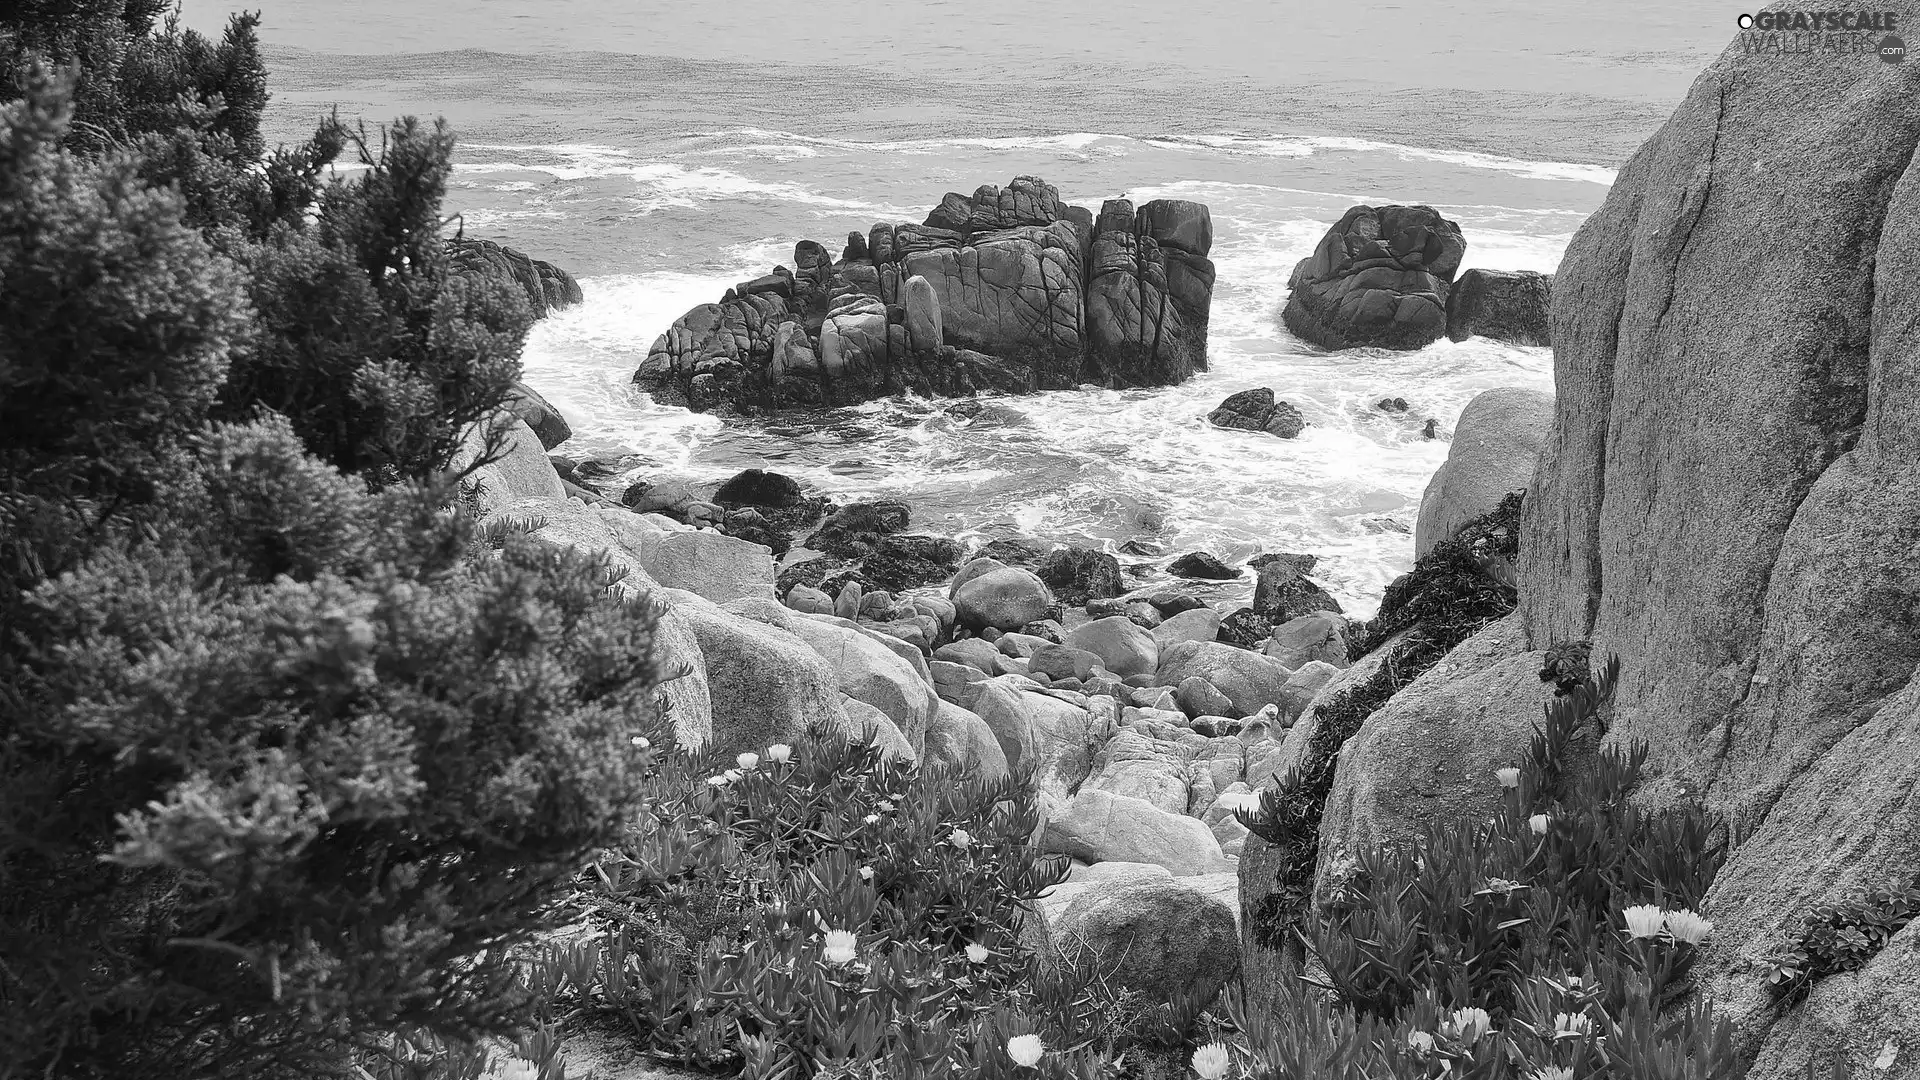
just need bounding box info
[1245,11,1920,1075]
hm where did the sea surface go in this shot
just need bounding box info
[179,1,1736,616]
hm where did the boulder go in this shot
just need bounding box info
[1042,789,1234,877]
[784,584,833,615]
[1205,387,1307,438]
[902,273,943,352]
[1168,551,1240,580]
[504,382,572,451]
[1177,676,1237,720]
[1030,643,1107,682]
[1216,608,1273,650]
[1064,616,1159,679]
[638,531,776,604]
[1144,588,1207,615]
[1081,728,1191,814]
[804,500,912,557]
[924,700,1011,786]
[1034,546,1124,606]
[1414,387,1553,557]
[1044,880,1240,1008]
[934,637,1003,676]
[669,598,868,761]
[1263,613,1350,670]
[446,237,582,319]
[1313,617,1546,900]
[1153,606,1223,648]
[1084,197,1217,386]
[1445,268,1553,347]
[949,560,1053,632]
[727,599,939,755]
[961,677,1097,813]
[837,697,917,762]
[994,632,1053,660]
[1278,661,1341,721]
[859,533,963,592]
[1251,562,1343,621]
[1157,640,1296,717]
[1282,204,1466,351]
[456,413,565,515]
[712,468,806,508]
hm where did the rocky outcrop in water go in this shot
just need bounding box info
[1445,268,1553,346]
[632,177,1216,413]
[1282,204,1465,350]
[1206,387,1307,438]
[446,237,583,318]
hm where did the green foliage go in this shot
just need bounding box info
[520,727,1213,1080]
[1245,493,1526,956]
[0,40,653,1080]
[1764,873,1920,1007]
[1230,659,1741,1080]
[1354,490,1523,660]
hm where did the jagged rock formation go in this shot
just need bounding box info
[633,177,1216,413]
[446,237,583,317]
[1245,19,1920,1077]
[1445,268,1553,346]
[1282,204,1465,350]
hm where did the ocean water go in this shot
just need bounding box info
[179,1,1734,616]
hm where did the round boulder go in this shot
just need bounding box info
[952,565,1054,632]
[1414,386,1553,557]
[1065,616,1160,679]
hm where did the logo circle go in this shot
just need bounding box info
[1882,34,1908,63]
[1737,12,1754,29]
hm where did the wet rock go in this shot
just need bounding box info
[1036,546,1125,606]
[1206,387,1307,438]
[1144,589,1207,615]
[711,468,806,508]
[1168,551,1240,580]
[1282,204,1466,350]
[1251,563,1344,621]
[447,237,583,319]
[804,500,913,557]
[1216,608,1273,650]
[1445,268,1553,347]
[860,533,965,592]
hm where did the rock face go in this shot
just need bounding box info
[633,177,1215,413]
[1445,268,1553,347]
[446,237,583,318]
[1282,204,1465,351]
[1414,387,1553,557]
[1285,22,1920,1077]
[1206,387,1307,438]
[503,382,571,451]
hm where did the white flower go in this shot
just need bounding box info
[1495,767,1521,789]
[949,828,973,850]
[1006,1033,1046,1067]
[876,798,895,811]
[766,743,792,764]
[863,813,881,825]
[1553,1011,1594,1037]
[1623,904,1666,939]
[821,929,858,965]
[736,751,759,770]
[1529,813,1550,835]
[706,775,729,788]
[965,942,991,964]
[1191,1041,1232,1079]
[1665,908,1714,945]
[488,1059,539,1080]
[1406,1030,1436,1055]
[629,735,650,749]
[858,865,874,881]
[1563,975,1584,989]
[1449,1006,1493,1045]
